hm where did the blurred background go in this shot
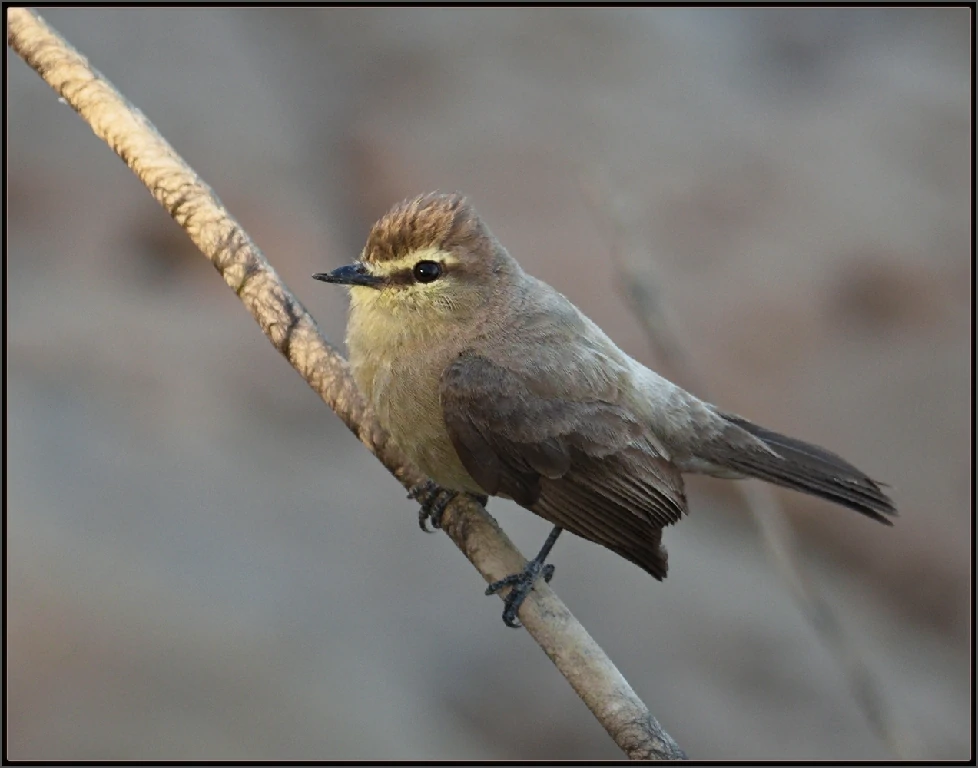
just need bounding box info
[6,7,972,761]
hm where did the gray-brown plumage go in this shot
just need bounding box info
[314,192,896,624]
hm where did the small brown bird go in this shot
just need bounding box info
[314,192,896,627]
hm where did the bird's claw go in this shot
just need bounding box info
[485,560,556,628]
[408,480,457,532]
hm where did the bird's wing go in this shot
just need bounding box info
[440,353,687,579]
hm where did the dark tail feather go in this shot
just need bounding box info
[715,412,897,525]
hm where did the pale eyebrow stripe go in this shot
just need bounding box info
[366,247,459,276]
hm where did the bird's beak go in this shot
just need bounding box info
[312,262,384,288]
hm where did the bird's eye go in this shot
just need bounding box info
[412,260,442,283]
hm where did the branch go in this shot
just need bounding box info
[7,9,685,761]
[580,168,917,760]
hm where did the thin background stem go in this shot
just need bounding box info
[580,167,917,761]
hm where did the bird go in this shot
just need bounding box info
[313,192,896,627]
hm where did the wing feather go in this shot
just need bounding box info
[440,354,687,579]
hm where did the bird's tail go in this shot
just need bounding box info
[706,412,897,525]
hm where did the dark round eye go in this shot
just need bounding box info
[412,260,442,283]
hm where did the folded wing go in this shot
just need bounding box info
[440,354,687,579]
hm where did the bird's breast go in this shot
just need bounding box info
[347,313,483,494]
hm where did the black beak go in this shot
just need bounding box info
[312,263,383,288]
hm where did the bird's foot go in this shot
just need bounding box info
[485,526,562,628]
[407,480,457,532]
[485,560,556,629]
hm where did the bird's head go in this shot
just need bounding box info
[314,192,513,324]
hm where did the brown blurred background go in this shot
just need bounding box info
[6,8,972,761]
